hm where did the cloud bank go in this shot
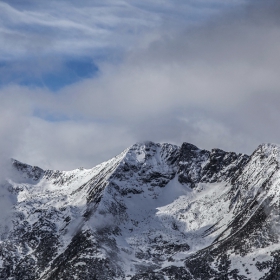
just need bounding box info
[2,0,280,171]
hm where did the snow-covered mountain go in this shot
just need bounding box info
[1,141,280,279]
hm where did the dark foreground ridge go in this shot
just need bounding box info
[1,141,280,279]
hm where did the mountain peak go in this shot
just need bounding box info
[3,141,280,279]
[11,158,44,181]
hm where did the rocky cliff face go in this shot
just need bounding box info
[1,141,280,279]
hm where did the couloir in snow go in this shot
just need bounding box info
[1,141,280,279]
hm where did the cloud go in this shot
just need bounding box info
[0,0,249,60]
[0,92,32,234]
[2,0,280,171]
[0,0,247,91]
[50,1,280,152]
[15,117,135,170]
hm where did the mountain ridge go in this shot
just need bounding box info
[1,141,280,279]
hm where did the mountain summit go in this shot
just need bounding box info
[1,141,280,279]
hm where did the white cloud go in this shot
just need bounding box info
[15,117,135,170]
[3,0,280,171]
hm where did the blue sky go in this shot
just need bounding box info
[2,0,280,170]
[0,56,99,91]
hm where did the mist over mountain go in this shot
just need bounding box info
[0,141,280,279]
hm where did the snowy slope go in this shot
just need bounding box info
[1,141,280,279]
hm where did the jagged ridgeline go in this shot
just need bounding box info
[1,141,280,279]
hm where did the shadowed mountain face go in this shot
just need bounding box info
[1,141,280,279]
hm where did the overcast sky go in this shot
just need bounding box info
[1,0,280,170]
